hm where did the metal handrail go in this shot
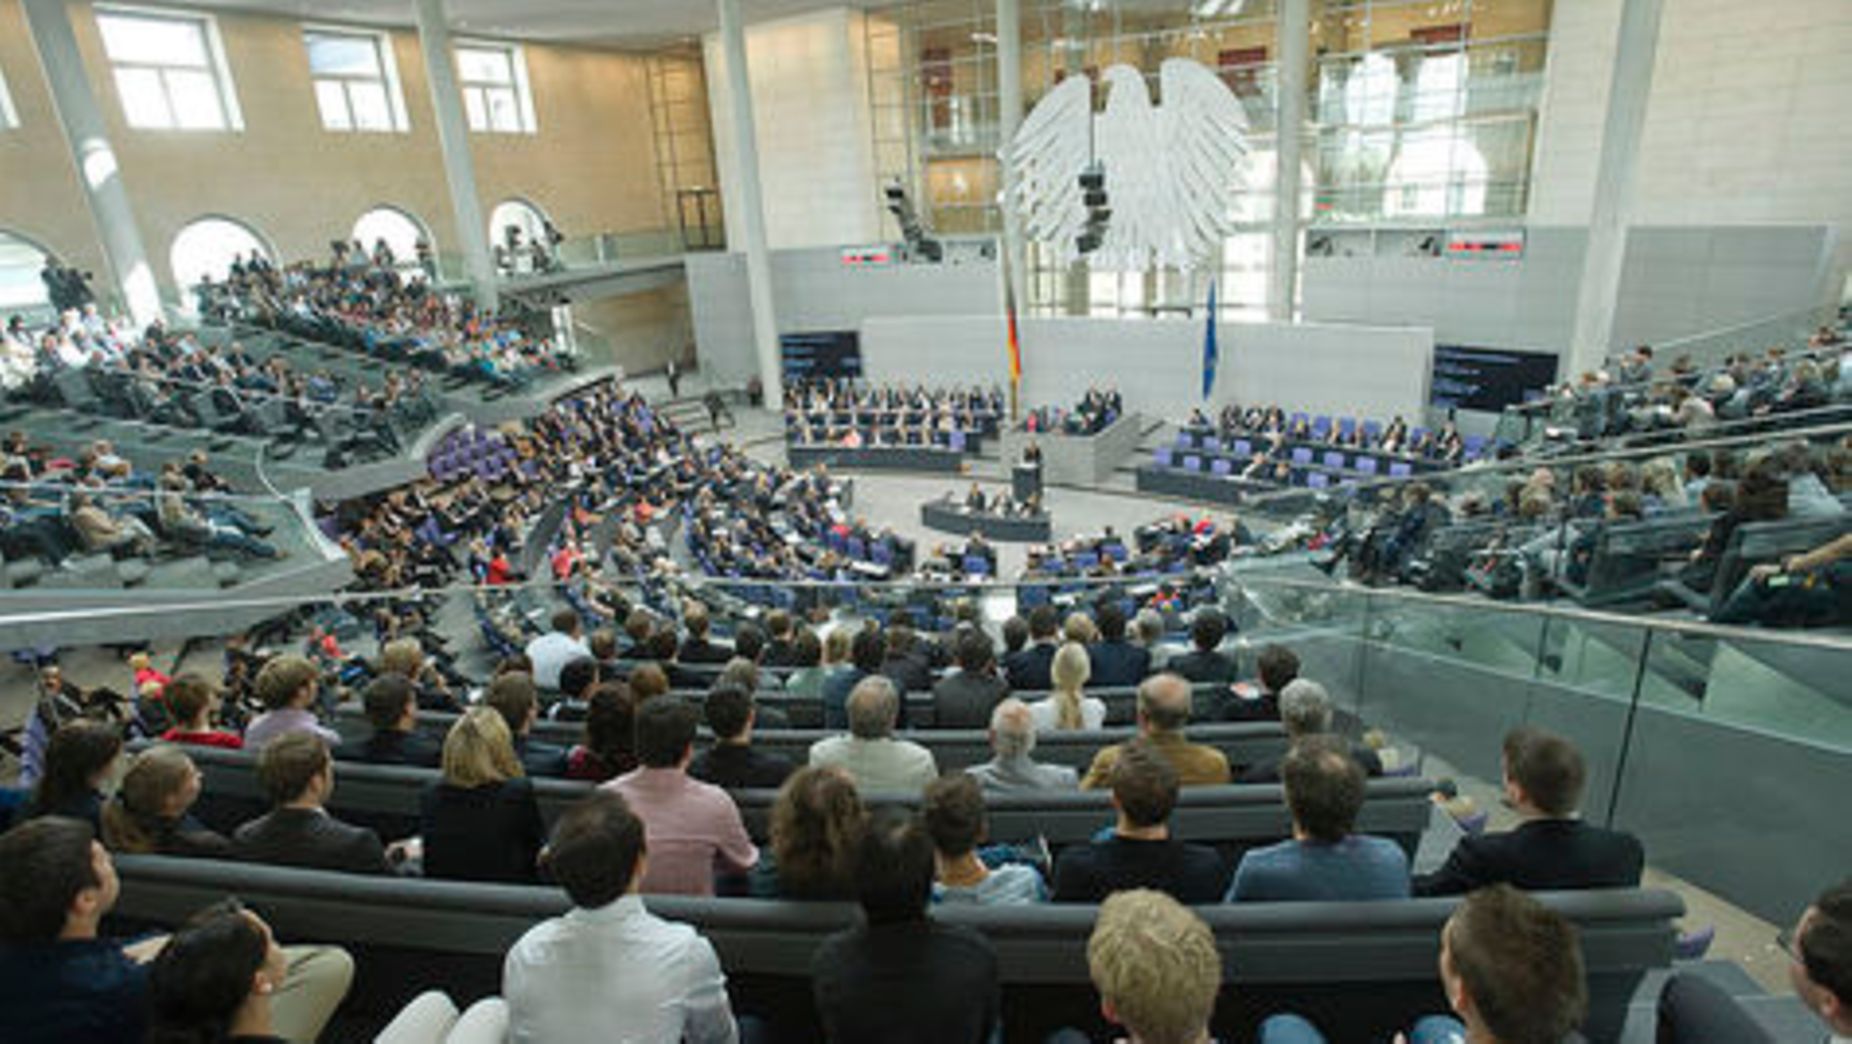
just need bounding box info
[1232,572,1852,653]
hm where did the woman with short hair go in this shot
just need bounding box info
[419,707,544,883]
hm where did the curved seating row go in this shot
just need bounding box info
[161,741,1431,856]
[328,705,1289,771]
[109,854,1680,1043]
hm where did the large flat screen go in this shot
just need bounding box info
[781,331,863,380]
[1430,344,1560,413]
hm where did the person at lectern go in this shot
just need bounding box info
[965,483,987,512]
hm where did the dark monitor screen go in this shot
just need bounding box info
[1430,344,1560,413]
[781,331,862,381]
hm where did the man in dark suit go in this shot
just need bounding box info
[350,673,440,768]
[1085,603,1150,688]
[1167,610,1239,713]
[486,672,569,777]
[932,629,1009,729]
[1414,726,1643,896]
[1004,604,1061,691]
[232,732,392,874]
[688,684,794,790]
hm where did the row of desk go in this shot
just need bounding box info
[787,445,965,473]
[920,497,1052,542]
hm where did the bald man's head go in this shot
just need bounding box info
[1137,673,1192,733]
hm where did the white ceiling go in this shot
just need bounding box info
[164,0,899,48]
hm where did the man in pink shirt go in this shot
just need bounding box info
[605,698,758,895]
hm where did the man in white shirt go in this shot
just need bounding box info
[504,790,740,1044]
[808,675,938,792]
[523,608,591,692]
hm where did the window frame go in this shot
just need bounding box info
[93,4,244,133]
[302,25,410,134]
[0,65,18,130]
[453,39,537,135]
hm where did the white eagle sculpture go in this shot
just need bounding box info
[1006,58,1252,272]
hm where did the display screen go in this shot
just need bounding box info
[1430,345,1559,412]
[781,331,863,380]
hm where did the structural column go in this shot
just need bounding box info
[1568,0,1666,376]
[22,0,161,327]
[995,0,1025,311]
[414,0,498,309]
[717,0,783,405]
[1268,0,1310,323]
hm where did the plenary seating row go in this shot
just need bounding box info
[108,853,1681,1043]
[1660,514,1852,616]
[158,741,1431,857]
[327,708,1291,771]
[786,444,966,473]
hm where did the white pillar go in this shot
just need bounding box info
[1268,0,1309,323]
[22,0,161,327]
[1568,0,1666,376]
[414,0,498,309]
[717,0,784,405]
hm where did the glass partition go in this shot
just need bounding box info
[1225,570,1852,923]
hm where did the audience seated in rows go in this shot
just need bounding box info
[784,376,1004,451]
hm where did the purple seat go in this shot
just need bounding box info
[1290,447,1313,466]
[847,537,866,560]
[1232,439,1252,457]
[1323,451,1346,469]
[871,543,894,566]
[1313,415,1333,436]
[1388,461,1413,478]
[1363,420,1383,441]
[962,555,991,577]
[949,430,967,452]
[1308,472,1331,489]
[1103,543,1128,563]
[1355,457,1379,476]
[1074,551,1100,570]
[1182,455,1202,471]
[1210,458,1232,476]
[1155,447,1175,467]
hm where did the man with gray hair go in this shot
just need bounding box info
[807,675,938,791]
[965,698,1078,792]
[1131,609,1169,670]
[1238,678,1383,783]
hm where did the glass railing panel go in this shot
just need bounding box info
[1607,626,1852,925]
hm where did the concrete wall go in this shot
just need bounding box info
[703,6,883,252]
[1528,0,1852,300]
[1303,225,1834,359]
[0,0,672,305]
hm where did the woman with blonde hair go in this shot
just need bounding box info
[1030,642,1105,732]
[100,744,229,857]
[761,765,867,900]
[419,707,544,883]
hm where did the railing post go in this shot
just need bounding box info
[1602,627,1655,830]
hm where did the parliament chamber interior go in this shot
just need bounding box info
[0,0,1849,1041]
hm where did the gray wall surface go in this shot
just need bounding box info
[1301,224,1834,362]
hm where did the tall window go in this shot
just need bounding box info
[0,231,53,311]
[170,217,269,310]
[352,206,428,275]
[0,66,18,130]
[95,7,242,131]
[455,42,535,134]
[305,28,408,133]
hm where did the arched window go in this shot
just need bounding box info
[489,198,548,254]
[169,216,270,310]
[352,206,429,276]
[0,230,56,312]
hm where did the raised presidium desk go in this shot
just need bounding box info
[786,444,963,473]
[921,496,1052,542]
